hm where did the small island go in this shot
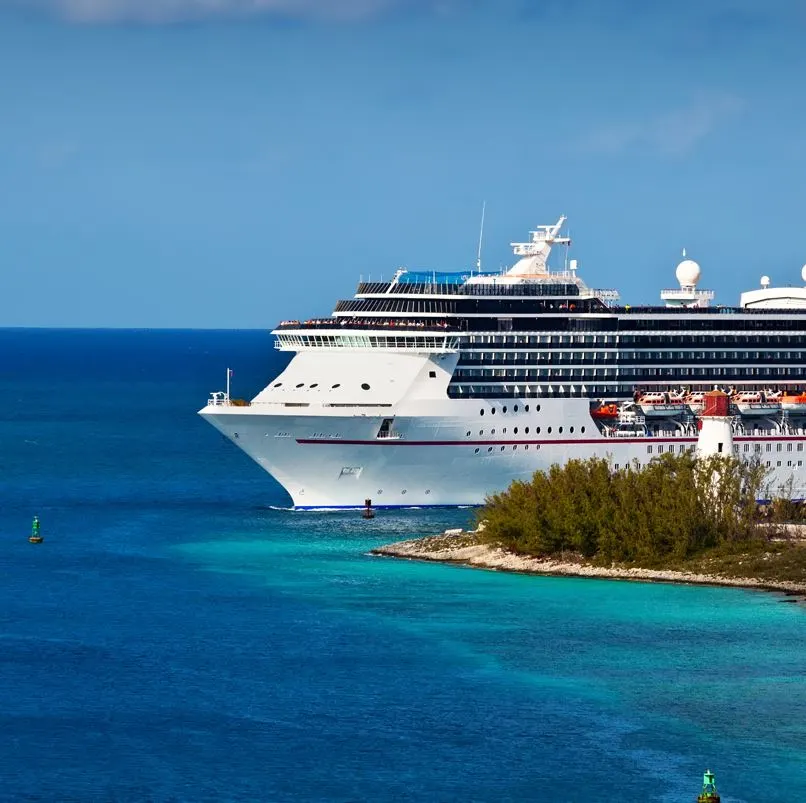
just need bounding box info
[372,453,806,599]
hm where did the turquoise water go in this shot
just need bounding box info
[1,329,804,801]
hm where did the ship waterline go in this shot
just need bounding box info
[199,216,806,507]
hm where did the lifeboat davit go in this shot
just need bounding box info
[733,391,781,416]
[591,403,619,419]
[781,392,806,414]
[637,392,687,418]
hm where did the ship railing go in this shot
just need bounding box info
[207,392,250,407]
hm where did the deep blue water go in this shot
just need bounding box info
[1,329,804,802]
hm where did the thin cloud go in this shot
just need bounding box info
[1,0,452,23]
[578,93,744,156]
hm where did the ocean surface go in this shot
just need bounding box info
[1,328,804,803]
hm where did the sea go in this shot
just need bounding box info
[1,328,804,803]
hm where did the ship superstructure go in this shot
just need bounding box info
[200,217,806,508]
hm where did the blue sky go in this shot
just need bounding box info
[1,0,805,327]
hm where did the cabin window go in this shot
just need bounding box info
[429,371,436,378]
[361,383,370,390]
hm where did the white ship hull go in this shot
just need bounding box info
[200,351,806,507]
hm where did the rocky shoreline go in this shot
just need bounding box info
[370,531,806,599]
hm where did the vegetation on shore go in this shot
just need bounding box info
[476,453,803,569]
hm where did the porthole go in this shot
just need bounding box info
[525,444,530,450]
[295,382,304,388]
[425,489,431,495]
[332,383,341,388]
[525,404,530,412]
[480,430,484,435]
[491,408,496,415]
[537,404,541,412]
[466,430,471,436]
[310,383,319,388]
[513,445,518,451]
[548,426,552,434]
[233,432,239,439]
[514,405,519,413]
[503,406,508,413]
[487,447,493,452]
[500,446,505,451]
[525,427,529,434]
[569,426,574,434]
[273,382,283,388]
[361,383,370,390]
[536,427,540,434]
[514,427,519,434]
[480,409,485,416]
[503,428,507,434]
[377,489,383,495]
[559,427,563,434]
[581,426,586,434]
[491,429,496,435]
[401,489,407,494]
[474,448,480,454]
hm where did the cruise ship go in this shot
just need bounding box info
[199,217,806,508]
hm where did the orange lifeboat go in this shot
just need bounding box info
[591,403,619,419]
[781,392,806,414]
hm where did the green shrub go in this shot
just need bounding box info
[477,453,770,563]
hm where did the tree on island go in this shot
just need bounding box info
[477,453,777,565]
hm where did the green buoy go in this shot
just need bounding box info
[697,769,720,802]
[29,515,43,544]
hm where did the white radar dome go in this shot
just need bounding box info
[761,275,771,288]
[675,258,701,287]
[801,264,806,284]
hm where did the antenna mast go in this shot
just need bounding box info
[476,201,486,274]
